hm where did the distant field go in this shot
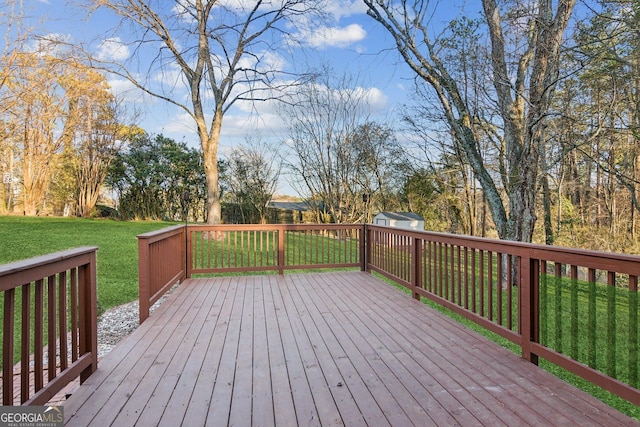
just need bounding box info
[0,216,176,314]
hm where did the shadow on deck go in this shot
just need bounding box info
[64,272,637,426]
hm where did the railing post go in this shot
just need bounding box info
[520,255,540,365]
[138,235,151,324]
[278,225,285,275]
[412,237,422,300]
[184,225,191,279]
[80,250,98,383]
[360,224,366,271]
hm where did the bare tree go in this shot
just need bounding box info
[283,69,403,224]
[225,140,281,223]
[364,0,576,242]
[85,0,323,224]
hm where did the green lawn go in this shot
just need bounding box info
[0,216,176,314]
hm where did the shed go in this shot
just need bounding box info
[373,212,424,231]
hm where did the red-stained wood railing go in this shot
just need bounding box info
[366,224,640,407]
[137,225,186,324]
[137,224,362,323]
[0,247,98,405]
[187,224,363,275]
[139,223,640,406]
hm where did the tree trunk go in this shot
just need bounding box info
[541,151,554,245]
[202,107,222,225]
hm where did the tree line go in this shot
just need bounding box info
[1,1,640,254]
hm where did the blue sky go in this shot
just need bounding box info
[22,1,480,153]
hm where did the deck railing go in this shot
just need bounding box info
[187,224,363,275]
[139,223,640,406]
[0,247,98,405]
[137,224,363,322]
[366,224,640,407]
[137,225,186,324]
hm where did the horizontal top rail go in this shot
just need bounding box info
[367,225,640,274]
[0,247,99,292]
[136,224,184,244]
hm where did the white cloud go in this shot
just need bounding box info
[324,1,369,21]
[106,77,150,104]
[359,86,388,113]
[28,33,71,56]
[163,112,197,136]
[301,23,367,49]
[96,38,130,61]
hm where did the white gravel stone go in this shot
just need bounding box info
[96,288,175,359]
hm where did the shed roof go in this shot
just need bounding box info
[375,212,424,221]
[268,200,321,212]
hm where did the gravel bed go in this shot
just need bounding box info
[97,288,174,358]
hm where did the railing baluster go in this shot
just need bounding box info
[479,250,484,317]
[497,253,503,326]
[587,268,596,368]
[554,263,563,354]
[59,270,68,371]
[21,284,31,404]
[507,255,513,331]
[629,275,638,388]
[34,279,44,392]
[471,249,477,314]
[607,271,616,377]
[71,268,78,362]
[456,246,462,306]
[464,247,469,310]
[47,274,56,381]
[540,260,547,345]
[570,265,579,360]
[488,251,493,322]
[3,287,15,405]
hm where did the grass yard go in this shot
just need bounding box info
[0,216,176,314]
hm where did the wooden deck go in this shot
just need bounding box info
[63,272,637,426]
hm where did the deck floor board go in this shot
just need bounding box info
[64,272,638,426]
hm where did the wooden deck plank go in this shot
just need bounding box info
[97,274,216,425]
[337,272,595,425]
[308,273,467,427]
[64,272,639,426]
[327,275,489,426]
[284,274,369,427]
[228,276,257,426]
[311,273,466,426]
[204,276,246,426]
[262,275,298,427]
[269,274,320,426]
[335,272,632,426]
[135,277,226,426]
[64,277,209,425]
[250,277,275,426]
[331,273,537,426]
[180,277,239,427]
[294,274,391,426]
[278,274,343,426]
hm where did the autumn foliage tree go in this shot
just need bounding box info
[2,44,122,216]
